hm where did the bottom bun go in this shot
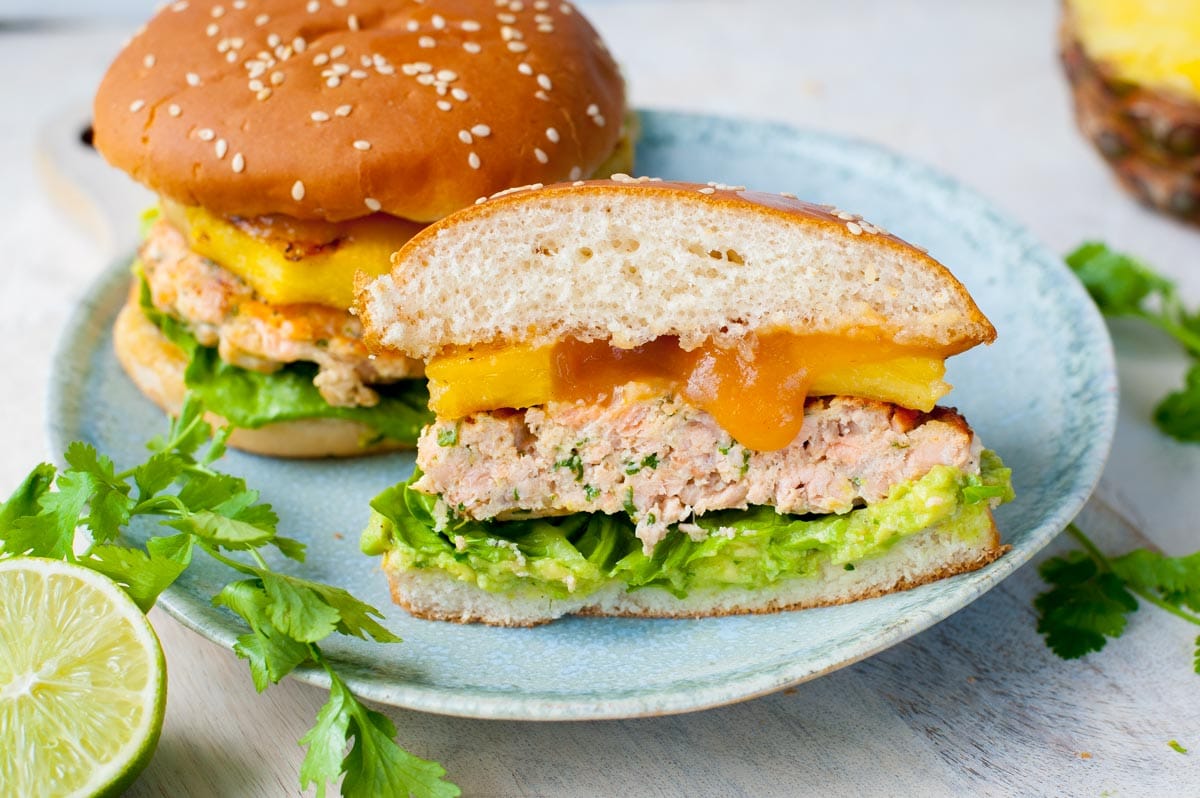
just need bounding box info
[382,516,1007,627]
[113,287,410,458]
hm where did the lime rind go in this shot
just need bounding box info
[0,558,166,797]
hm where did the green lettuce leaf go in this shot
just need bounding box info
[136,272,431,444]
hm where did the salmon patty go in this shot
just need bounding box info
[139,219,421,408]
[415,386,982,551]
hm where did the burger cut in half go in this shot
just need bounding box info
[358,178,1014,626]
[92,0,632,457]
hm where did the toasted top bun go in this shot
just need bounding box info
[358,178,997,359]
[92,0,625,223]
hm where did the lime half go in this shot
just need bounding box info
[0,558,166,797]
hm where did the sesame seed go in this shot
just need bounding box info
[534,147,548,163]
[293,37,307,52]
[507,41,527,52]
[698,187,715,194]
[376,63,395,74]
[451,87,468,101]
[416,73,435,85]
[846,222,863,235]
[211,5,225,17]
[256,88,272,100]
[143,54,156,68]
[535,12,551,22]
[462,20,481,31]
[436,100,452,111]
[586,103,599,115]
[414,61,432,72]
[248,79,264,91]
[171,1,188,11]
[534,90,548,101]
[569,165,582,180]
[313,53,330,66]
[497,12,516,23]
[271,71,285,85]
[267,33,281,47]
[350,69,368,79]
[468,152,481,169]
[326,76,341,88]
[406,20,419,31]
[292,180,305,200]
[197,128,215,140]
[215,139,227,158]
[560,3,572,13]
[129,99,145,112]
[401,63,419,76]
[233,0,245,8]
[168,104,181,116]
[348,14,359,30]
[335,104,352,116]
[231,153,245,172]
[501,26,518,40]
[254,13,268,25]
[463,42,482,54]
[186,72,201,86]
[225,51,237,63]
[572,180,585,186]
[545,127,559,143]
[306,0,319,13]
[537,74,552,90]
[458,130,472,144]
[331,45,346,58]
[779,192,798,199]
[361,55,372,67]
[332,0,347,6]
[537,24,553,33]
[364,197,382,212]
[593,114,606,126]
[517,63,533,75]
[510,0,525,10]
[471,124,491,137]
[206,22,219,36]
[436,69,458,82]
[535,0,549,8]
[419,36,435,48]
[311,110,330,121]
[353,139,371,150]
[431,14,445,29]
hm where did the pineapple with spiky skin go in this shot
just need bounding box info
[1061,0,1200,224]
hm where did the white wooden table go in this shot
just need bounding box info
[3,2,1199,795]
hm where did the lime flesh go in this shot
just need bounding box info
[0,558,166,797]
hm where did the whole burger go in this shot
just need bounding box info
[92,0,632,457]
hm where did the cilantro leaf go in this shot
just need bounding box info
[1035,552,1138,659]
[1154,364,1200,443]
[85,544,188,612]
[170,510,276,550]
[81,481,133,544]
[214,579,313,690]
[324,666,459,798]
[300,674,354,797]
[0,463,56,549]
[7,470,96,559]
[1065,241,1174,318]
[261,572,342,643]
[133,452,184,499]
[272,535,308,562]
[1111,548,1200,613]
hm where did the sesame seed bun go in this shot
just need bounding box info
[113,285,408,458]
[93,0,627,223]
[358,178,998,360]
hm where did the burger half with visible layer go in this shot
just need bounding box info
[92,0,632,456]
[357,179,1013,626]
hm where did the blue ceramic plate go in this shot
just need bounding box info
[49,110,1117,720]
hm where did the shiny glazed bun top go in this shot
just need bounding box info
[92,0,627,222]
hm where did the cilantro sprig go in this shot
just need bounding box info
[1035,524,1200,673]
[0,396,459,798]
[1066,242,1200,441]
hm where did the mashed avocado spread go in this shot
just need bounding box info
[362,451,1013,599]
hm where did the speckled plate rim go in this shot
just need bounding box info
[48,109,1117,720]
